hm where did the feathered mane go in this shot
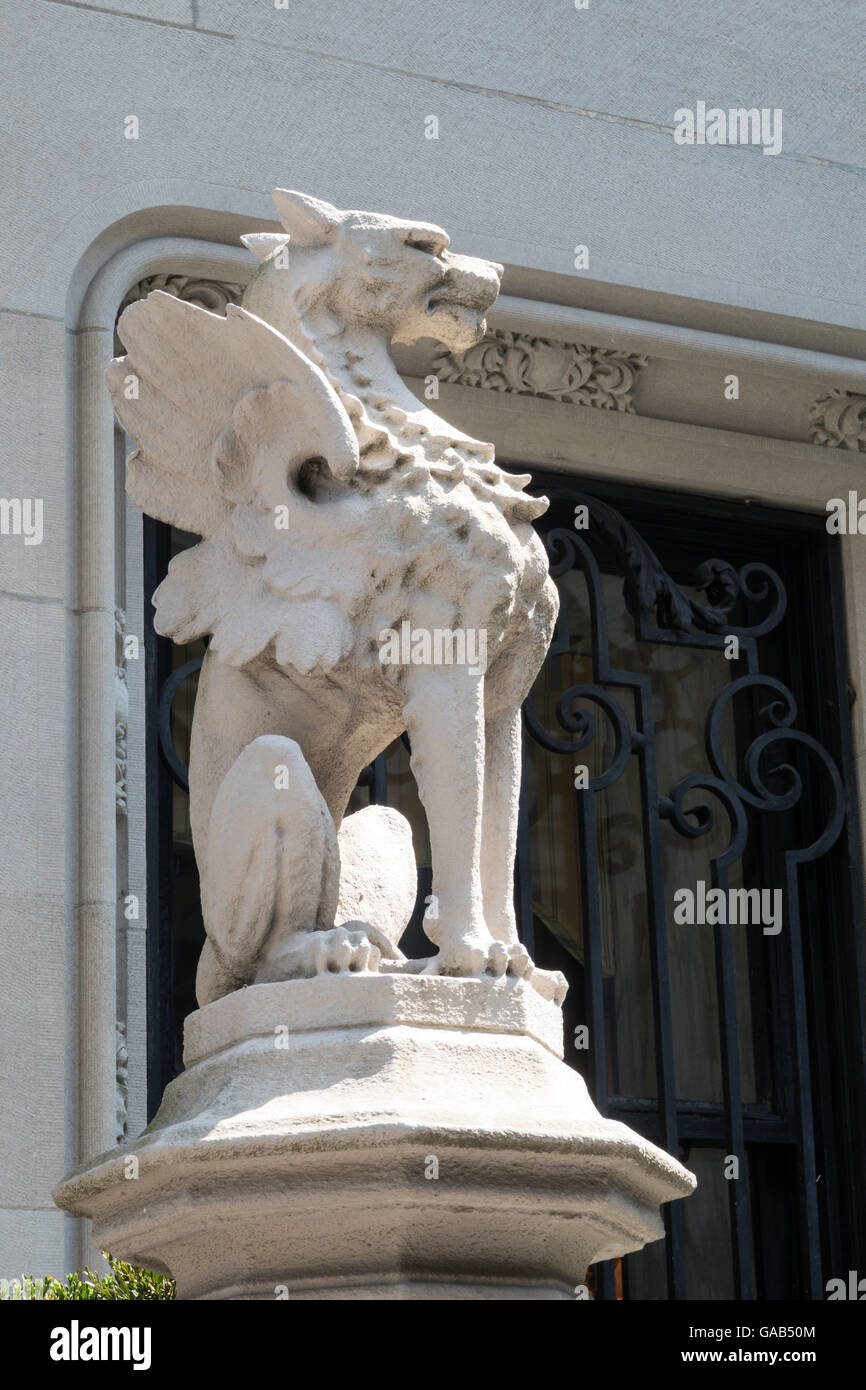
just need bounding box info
[108,262,547,676]
[240,239,546,526]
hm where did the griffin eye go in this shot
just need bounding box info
[407,237,446,259]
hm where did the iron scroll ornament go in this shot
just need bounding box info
[520,490,847,1302]
[156,493,844,857]
[150,485,852,1299]
[152,487,849,1298]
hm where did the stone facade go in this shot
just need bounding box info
[1,0,864,1283]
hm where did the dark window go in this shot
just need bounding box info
[143,472,866,1300]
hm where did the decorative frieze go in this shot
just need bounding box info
[809,389,866,452]
[433,329,646,413]
[117,274,244,333]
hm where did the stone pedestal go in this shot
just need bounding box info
[54,976,695,1299]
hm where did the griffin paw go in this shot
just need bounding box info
[428,939,566,1004]
[432,937,534,981]
[316,924,382,975]
[255,922,401,982]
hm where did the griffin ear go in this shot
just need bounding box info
[272,189,342,246]
[240,232,291,263]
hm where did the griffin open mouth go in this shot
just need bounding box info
[425,290,490,316]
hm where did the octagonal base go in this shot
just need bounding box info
[54,976,695,1299]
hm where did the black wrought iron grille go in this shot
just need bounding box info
[143,473,866,1301]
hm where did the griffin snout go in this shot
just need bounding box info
[428,251,503,315]
[415,252,503,352]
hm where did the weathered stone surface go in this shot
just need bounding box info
[200,734,340,987]
[50,185,699,1297]
[184,974,567,1062]
[53,977,696,1299]
[335,805,417,945]
[106,189,562,1000]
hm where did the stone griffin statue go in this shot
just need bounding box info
[108,189,564,1006]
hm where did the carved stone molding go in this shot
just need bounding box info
[433,329,646,413]
[809,389,866,452]
[115,1020,128,1145]
[116,274,244,339]
[58,975,696,1298]
[114,607,128,818]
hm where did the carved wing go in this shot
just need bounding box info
[106,291,361,672]
[107,290,358,536]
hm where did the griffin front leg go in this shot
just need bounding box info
[480,706,536,989]
[402,664,502,977]
[480,706,564,997]
[480,706,524,949]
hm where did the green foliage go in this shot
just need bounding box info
[3,1254,175,1300]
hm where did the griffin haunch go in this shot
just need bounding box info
[378,621,488,675]
[673,881,783,935]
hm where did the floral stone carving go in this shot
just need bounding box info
[114,607,128,817]
[434,329,646,411]
[117,273,244,326]
[809,389,866,452]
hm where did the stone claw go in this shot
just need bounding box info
[527,967,568,1007]
[433,935,537,983]
[487,941,509,977]
[505,943,533,979]
[255,922,397,983]
[320,925,386,975]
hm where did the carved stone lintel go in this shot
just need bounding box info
[809,389,866,452]
[433,329,646,412]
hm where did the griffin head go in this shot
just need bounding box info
[241,188,503,354]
